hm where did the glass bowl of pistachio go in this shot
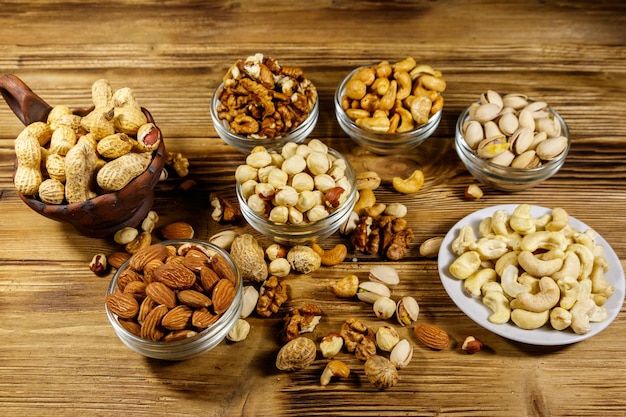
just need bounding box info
[334,58,445,155]
[234,139,357,245]
[455,91,571,192]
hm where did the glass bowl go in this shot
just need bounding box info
[210,82,319,154]
[105,239,242,361]
[455,100,571,192]
[235,144,357,245]
[334,67,442,155]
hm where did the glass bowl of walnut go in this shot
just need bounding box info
[210,53,319,154]
[235,139,357,246]
[455,91,571,192]
[105,239,243,361]
[334,58,444,155]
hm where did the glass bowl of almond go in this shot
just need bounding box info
[455,91,571,191]
[105,239,242,360]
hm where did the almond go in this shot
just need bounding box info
[129,244,169,271]
[123,280,147,301]
[177,289,212,309]
[199,265,220,292]
[116,269,142,291]
[117,318,141,337]
[413,323,450,350]
[153,262,196,290]
[145,281,177,309]
[212,278,236,314]
[105,292,139,319]
[163,329,198,342]
[140,304,169,341]
[211,253,236,283]
[192,308,220,329]
[138,297,157,323]
[162,305,193,330]
[182,249,210,272]
[161,221,195,240]
[108,251,131,269]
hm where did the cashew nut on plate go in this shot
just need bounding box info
[448,204,616,334]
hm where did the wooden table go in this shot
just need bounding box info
[1,1,625,416]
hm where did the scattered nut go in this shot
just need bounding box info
[392,169,424,194]
[373,296,396,320]
[287,245,321,274]
[275,336,317,371]
[227,318,251,342]
[319,333,344,358]
[208,229,239,250]
[364,355,398,390]
[240,285,259,318]
[464,184,484,200]
[396,296,420,326]
[357,281,391,304]
[320,360,350,386]
[369,264,400,286]
[312,243,348,266]
[414,323,450,350]
[375,325,400,352]
[389,339,413,369]
[89,253,108,276]
[107,251,131,269]
[161,221,194,240]
[461,335,483,354]
[419,236,443,258]
[330,274,360,298]
[114,226,139,245]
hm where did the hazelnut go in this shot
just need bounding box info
[461,335,483,354]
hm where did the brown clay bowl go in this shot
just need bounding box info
[0,74,165,238]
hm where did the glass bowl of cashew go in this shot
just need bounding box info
[334,58,445,155]
[234,139,357,246]
[455,91,571,192]
[210,53,319,154]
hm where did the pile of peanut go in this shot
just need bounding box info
[216,53,318,139]
[340,57,446,134]
[14,79,162,204]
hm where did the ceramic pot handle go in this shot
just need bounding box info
[0,74,52,126]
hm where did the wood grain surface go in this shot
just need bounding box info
[1,1,625,416]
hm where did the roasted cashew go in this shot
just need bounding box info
[378,80,397,111]
[550,306,572,331]
[566,243,594,280]
[394,71,412,101]
[500,264,531,298]
[520,231,568,252]
[557,276,579,310]
[473,237,509,260]
[494,250,520,276]
[510,276,560,312]
[510,308,550,330]
[509,203,536,235]
[451,225,476,256]
[590,256,615,301]
[395,106,415,133]
[463,268,497,297]
[449,250,481,280]
[552,251,581,282]
[545,207,569,232]
[518,250,564,277]
[569,298,596,334]
[392,169,424,194]
[312,243,348,267]
[482,290,511,324]
[353,188,376,216]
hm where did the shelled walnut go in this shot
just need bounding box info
[340,317,377,361]
[279,303,322,343]
[350,215,414,260]
[256,275,288,317]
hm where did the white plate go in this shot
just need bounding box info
[438,204,625,346]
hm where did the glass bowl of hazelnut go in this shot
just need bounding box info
[234,139,357,245]
[105,239,243,361]
[334,59,445,155]
[210,53,319,154]
[455,91,571,192]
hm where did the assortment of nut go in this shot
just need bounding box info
[461,91,568,168]
[340,57,446,134]
[216,53,317,139]
[14,80,166,204]
[449,204,614,334]
[235,140,353,225]
[105,241,237,342]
